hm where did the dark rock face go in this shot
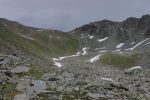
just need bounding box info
[144,27,150,37]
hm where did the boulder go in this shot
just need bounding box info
[13,93,28,100]
[11,66,30,73]
[109,82,129,91]
[86,93,107,100]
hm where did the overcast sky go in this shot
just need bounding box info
[0,0,150,31]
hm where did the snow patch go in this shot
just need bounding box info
[101,78,114,82]
[114,49,121,52]
[145,42,150,46]
[89,54,102,63]
[97,37,108,43]
[54,62,63,68]
[53,52,81,61]
[127,66,141,71]
[131,41,135,45]
[99,50,107,53]
[81,47,89,55]
[129,38,149,50]
[89,36,94,39]
[49,36,53,38]
[16,33,34,40]
[52,51,82,68]
[116,43,125,49]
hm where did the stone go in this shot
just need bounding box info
[13,93,28,100]
[48,77,59,81]
[11,66,30,73]
[0,75,7,83]
[86,93,106,100]
[4,70,12,77]
[49,95,58,100]
[109,82,129,91]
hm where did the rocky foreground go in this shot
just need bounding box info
[0,53,150,100]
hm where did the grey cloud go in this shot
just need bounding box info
[0,0,150,31]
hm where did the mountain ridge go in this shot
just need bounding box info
[71,14,150,51]
[0,18,79,62]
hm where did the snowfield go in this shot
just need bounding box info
[129,38,149,50]
[89,36,94,39]
[97,37,108,43]
[81,47,89,55]
[101,78,114,82]
[54,62,63,68]
[116,43,125,49]
[89,54,102,63]
[127,66,141,71]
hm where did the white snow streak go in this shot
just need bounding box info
[116,43,125,49]
[81,47,89,55]
[145,42,150,46]
[127,66,141,71]
[99,50,107,53]
[101,78,114,82]
[54,62,63,68]
[53,52,82,68]
[16,33,34,40]
[89,36,94,39]
[113,49,121,52]
[89,54,102,63]
[49,36,53,38]
[97,37,108,43]
[131,41,135,45]
[53,52,81,61]
[129,38,149,50]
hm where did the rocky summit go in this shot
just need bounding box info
[0,15,150,100]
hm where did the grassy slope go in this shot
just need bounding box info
[0,19,79,60]
[99,52,142,69]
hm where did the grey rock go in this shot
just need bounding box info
[0,75,8,83]
[86,93,106,100]
[109,82,129,91]
[11,66,30,73]
[49,95,58,100]
[13,93,28,100]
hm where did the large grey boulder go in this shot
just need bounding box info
[11,66,30,73]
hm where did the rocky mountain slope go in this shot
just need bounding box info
[0,15,150,100]
[71,15,150,52]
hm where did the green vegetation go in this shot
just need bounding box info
[0,82,20,99]
[0,20,79,60]
[99,52,142,69]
